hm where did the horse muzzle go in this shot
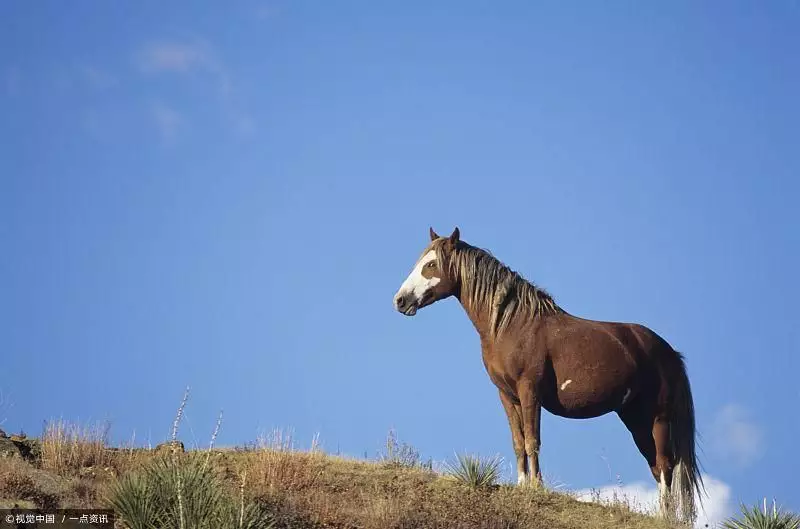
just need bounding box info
[394,293,418,316]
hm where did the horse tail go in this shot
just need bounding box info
[669,350,705,524]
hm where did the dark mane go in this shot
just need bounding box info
[435,240,563,337]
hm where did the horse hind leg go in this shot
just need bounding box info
[652,415,676,520]
[618,406,670,517]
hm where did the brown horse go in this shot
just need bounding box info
[393,227,705,524]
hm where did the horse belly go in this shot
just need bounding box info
[542,375,632,419]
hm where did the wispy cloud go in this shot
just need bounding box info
[151,102,183,144]
[136,41,211,74]
[709,404,764,469]
[575,473,733,529]
[135,39,253,137]
[0,388,13,427]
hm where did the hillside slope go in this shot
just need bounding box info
[0,428,679,529]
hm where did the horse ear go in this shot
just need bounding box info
[429,227,440,241]
[448,227,460,245]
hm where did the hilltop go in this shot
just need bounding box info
[0,422,683,529]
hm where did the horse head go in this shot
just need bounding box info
[393,226,461,316]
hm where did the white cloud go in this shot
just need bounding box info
[575,473,733,529]
[136,40,231,95]
[151,102,183,144]
[135,40,254,137]
[710,404,764,468]
[0,388,12,428]
[136,41,210,73]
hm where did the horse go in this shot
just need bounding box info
[392,226,705,524]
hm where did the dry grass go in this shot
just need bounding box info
[243,455,675,529]
[0,456,66,510]
[244,428,325,494]
[37,418,150,480]
[0,428,679,529]
[0,402,685,529]
[40,418,112,475]
[576,486,661,519]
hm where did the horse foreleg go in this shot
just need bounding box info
[518,381,542,487]
[498,389,528,485]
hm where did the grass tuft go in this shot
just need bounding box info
[105,388,275,529]
[40,418,112,475]
[722,498,800,529]
[106,452,275,529]
[379,428,430,470]
[245,428,324,493]
[442,452,504,489]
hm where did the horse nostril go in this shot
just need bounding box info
[395,295,406,309]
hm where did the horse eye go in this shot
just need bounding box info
[427,261,436,268]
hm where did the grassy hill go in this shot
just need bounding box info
[0,419,683,529]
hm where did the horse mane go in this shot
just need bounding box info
[435,240,564,337]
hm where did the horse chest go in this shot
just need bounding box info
[481,350,523,399]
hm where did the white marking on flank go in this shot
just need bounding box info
[622,388,632,406]
[395,250,440,306]
[560,380,572,390]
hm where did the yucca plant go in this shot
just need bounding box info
[722,498,800,529]
[442,452,504,489]
[105,470,162,529]
[106,453,274,529]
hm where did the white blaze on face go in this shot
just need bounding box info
[395,250,440,307]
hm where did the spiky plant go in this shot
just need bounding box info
[106,453,274,529]
[105,470,161,529]
[722,498,800,529]
[442,452,504,489]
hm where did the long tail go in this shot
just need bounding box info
[669,351,705,525]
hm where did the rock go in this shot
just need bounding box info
[0,436,20,458]
[155,440,185,454]
[13,438,42,462]
[0,428,41,461]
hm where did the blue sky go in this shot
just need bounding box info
[2,1,798,525]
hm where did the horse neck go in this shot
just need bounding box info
[455,292,493,340]
[453,274,560,342]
